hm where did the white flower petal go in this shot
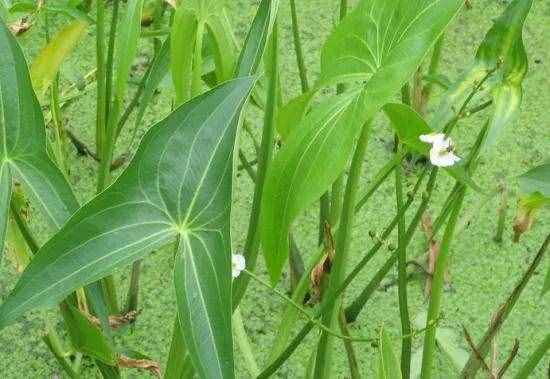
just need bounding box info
[429,147,461,167]
[419,133,444,144]
[232,254,246,278]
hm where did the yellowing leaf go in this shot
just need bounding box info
[30,19,88,95]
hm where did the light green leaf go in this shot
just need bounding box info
[276,91,314,140]
[377,328,402,379]
[431,0,533,149]
[383,103,484,193]
[60,303,117,365]
[114,0,144,110]
[260,0,463,283]
[0,19,79,240]
[171,6,198,104]
[206,12,237,83]
[30,19,88,96]
[383,103,431,155]
[133,37,170,135]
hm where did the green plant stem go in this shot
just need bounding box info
[43,327,80,379]
[104,0,120,124]
[10,197,80,377]
[420,189,466,379]
[395,142,411,379]
[244,270,377,343]
[268,245,326,363]
[95,0,121,315]
[338,309,360,379]
[232,20,279,308]
[422,35,445,104]
[95,0,106,157]
[233,308,260,377]
[345,167,440,323]
[513,333,550,379]
[192,20,205,96]
[258,167,429,378]
[289,0,309,93]
[313,122,371,379]
[124,260,141,313]
[355,152,404,211]
[460,233,550,378]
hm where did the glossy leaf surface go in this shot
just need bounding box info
[0,19,79,254]
[0,78,255,379]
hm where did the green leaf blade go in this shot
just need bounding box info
[261,0,463,283]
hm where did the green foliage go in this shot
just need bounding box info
[0,78,255,379]
[260,0,463,283]
[0,19,79,256]
[432,0,533,151]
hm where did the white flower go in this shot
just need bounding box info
[419,133,461,167]
[232,253,246,278]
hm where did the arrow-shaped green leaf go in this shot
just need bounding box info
[0,77,255,378]
[0,19,79,259]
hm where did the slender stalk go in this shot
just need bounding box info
[420,189,466,379]
[289,0,309,93]
[232,20,279,307]
[96,0,107,157]
[422,35,445,106]
[513,334,550,379]
[191,21,205,97]
[96,0,122,314]
[124,260,141,313]
[313,122,371,378]
[233,308,260,377]
[338,309,361,379]
[460,233,550,377]
[104,0,120,123]
[395,141,411,379]
[345,167,440,323]
[355,152,403,211]
[258,167,429,377]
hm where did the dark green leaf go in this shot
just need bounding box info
[0,19,79,242]
[260,0,463,283]
[0,77,254,332]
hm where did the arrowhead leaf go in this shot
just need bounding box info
[0,75,255,372]
[261,0,463,283]
[0,19,79,255]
